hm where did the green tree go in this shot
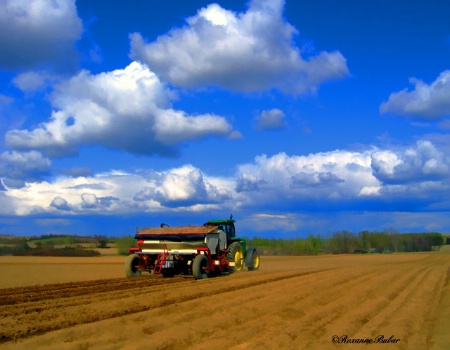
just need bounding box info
[305,233,322,255]
[358,230,371,251]
[117,236,135,255]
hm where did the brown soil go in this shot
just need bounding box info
[1,253,449,349]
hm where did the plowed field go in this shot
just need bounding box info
[1,253,450,349]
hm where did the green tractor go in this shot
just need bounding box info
[125,216,260,279]
[204,218,260,273]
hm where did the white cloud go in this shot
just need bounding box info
[3,173,142,216]
[50,196,72,211]
[371,150,401,178]
[380,70,450,119]
[156,166,208,206]
[235,140,450,209]
[129,0,348,94]
[372,140,450,184]
[235,151,380,207]
[2,165,235,216]
[255,109,287,131]
[2,140,450,217]
[0,0,82,71]
[81,193,99,209]
[80,192,117,210]
[136,165,232,208]
[5,62,234,157]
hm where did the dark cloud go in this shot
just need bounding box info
[0,151,51,186]
[235,175,265,192]
[0,0,82,72]
[290,172,344,188]
[58,167,93,178]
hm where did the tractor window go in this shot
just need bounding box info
[206,221,236,240]
[225,223,235,240]
[230,224,235,238]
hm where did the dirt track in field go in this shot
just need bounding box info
[1,253,450,349]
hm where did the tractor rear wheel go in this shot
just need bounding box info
[227,242,244,273]
[192,254,209,280]
[246,247,260,271]
[125,254,142,277]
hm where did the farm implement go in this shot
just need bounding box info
[125,217,260,279]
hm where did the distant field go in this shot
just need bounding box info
[1,253,450,349]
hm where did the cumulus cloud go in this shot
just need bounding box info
[154,167,208,207]
[236,174,265,192]
[129,0,348,94]
[5,62,234,157]
[81,193,99,209]
[2,165,235,216]
[371,140,450,184]
[255,109,287,131]
[235,141,450,211]
[50,196,72,211]
[236,151,380,207]
[81,193,118,209]
[0,0,82,71]
[80,193,117,209]
[135,165,231,208]
[3,140,450,216]
[0,150,51,186]
[380,70,450,119]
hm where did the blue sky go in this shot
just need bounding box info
[1,0,450,238]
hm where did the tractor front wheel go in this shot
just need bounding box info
[227,242,244,273]
[125,254,142,277]
[192,254,209,280]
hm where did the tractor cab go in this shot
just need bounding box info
[204,218,236,242]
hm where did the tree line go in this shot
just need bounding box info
[247,230,445,256]
[0,230,446,256]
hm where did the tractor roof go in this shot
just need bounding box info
[205,219,235,225]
